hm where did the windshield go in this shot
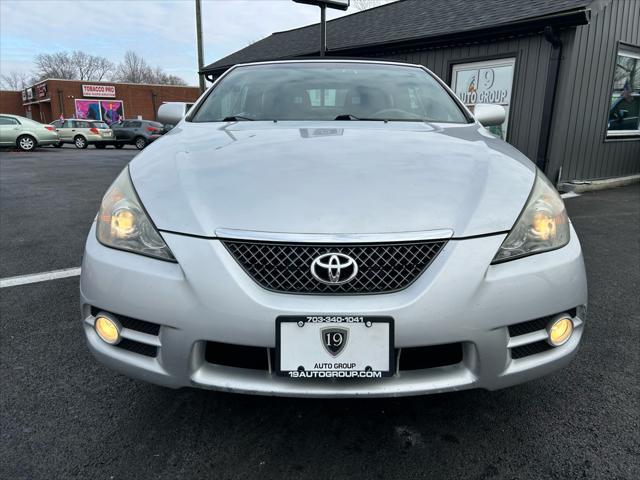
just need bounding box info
[191,62,469,123]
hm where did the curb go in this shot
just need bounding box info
[558,174,640,193]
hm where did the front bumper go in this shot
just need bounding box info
[80,224,587,397]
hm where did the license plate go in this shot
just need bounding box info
[276,316,394,378]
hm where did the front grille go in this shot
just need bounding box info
[508,308,577,337]
[510,340,553,359]
[507,309,578,359]
[91,307,160,335]
[203,341,462,372]
[116,339,158,357]
[508,317,549,337]
[205,342,272,370]
[399,344,463,370]
[222,239,447,294]
[91,307,160,358]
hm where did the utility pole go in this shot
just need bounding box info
[195,0,205,93]
[320,4,326,56]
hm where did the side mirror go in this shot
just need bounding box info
[474,104,506,127]
[158,102,188,126]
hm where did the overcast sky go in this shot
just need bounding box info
[0,0,364,86]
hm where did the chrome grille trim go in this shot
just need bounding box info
[221,239,447,294]
[215,228,454,243]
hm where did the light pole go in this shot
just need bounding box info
[195,0,205,93]
[292,1,350,56]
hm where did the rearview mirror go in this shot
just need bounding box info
[157,102,189,126]
[474,104,506,127]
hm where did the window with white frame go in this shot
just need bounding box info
[607,45,640,137]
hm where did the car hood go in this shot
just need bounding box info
[129,121,535,239]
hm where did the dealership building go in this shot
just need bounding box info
[0,80,200,125]
[202,0,639,185]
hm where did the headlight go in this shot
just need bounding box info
[96,167,176,261]
[492,170,569,263]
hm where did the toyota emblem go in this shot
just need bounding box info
[310,253,358,285]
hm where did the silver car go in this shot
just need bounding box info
[51,119,115,149]
[0,114,60,151]
[80,60,587,397]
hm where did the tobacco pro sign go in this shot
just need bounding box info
[451,58,515,139]
[82,84,116,98]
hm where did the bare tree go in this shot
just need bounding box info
[114,51,187,85]
[33,50,114,81]
[34,52,77,80]
[0,70,32,90]
[91,57,115,81]
[30,50,184,86]
[351,0,396,11]
[114,51,151,83]
[71,51,114,81]
[148,66,188,86]
[164,75,187,86]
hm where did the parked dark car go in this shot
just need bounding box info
[110,120,165,149]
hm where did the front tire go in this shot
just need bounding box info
[134,137,147,150]
[17,135,36,151]
[74,136,88,149]
[54,142,63,148]
[114,144,125,149]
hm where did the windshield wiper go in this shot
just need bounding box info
[221,115,254,122]
[334,114,361,120]
[334,114,388,121]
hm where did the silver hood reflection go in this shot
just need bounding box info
[129,121,535,238]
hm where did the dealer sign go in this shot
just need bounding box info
[82,84,116,98]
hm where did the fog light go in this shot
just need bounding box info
[547,316,573,346]
[95,314,121,345]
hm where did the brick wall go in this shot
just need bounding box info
[0,91,24,116]
[25,80,201,123]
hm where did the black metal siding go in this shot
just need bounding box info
[548,0,640,181]
[376,34,554,166]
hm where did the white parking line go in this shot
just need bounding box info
[0,267,81,288]
[561,192,582,199]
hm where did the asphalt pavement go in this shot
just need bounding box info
[1,146,639,479]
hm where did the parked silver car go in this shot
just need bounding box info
[0,114,59,151]
[51,119,115,149]
[80,60,587,397]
